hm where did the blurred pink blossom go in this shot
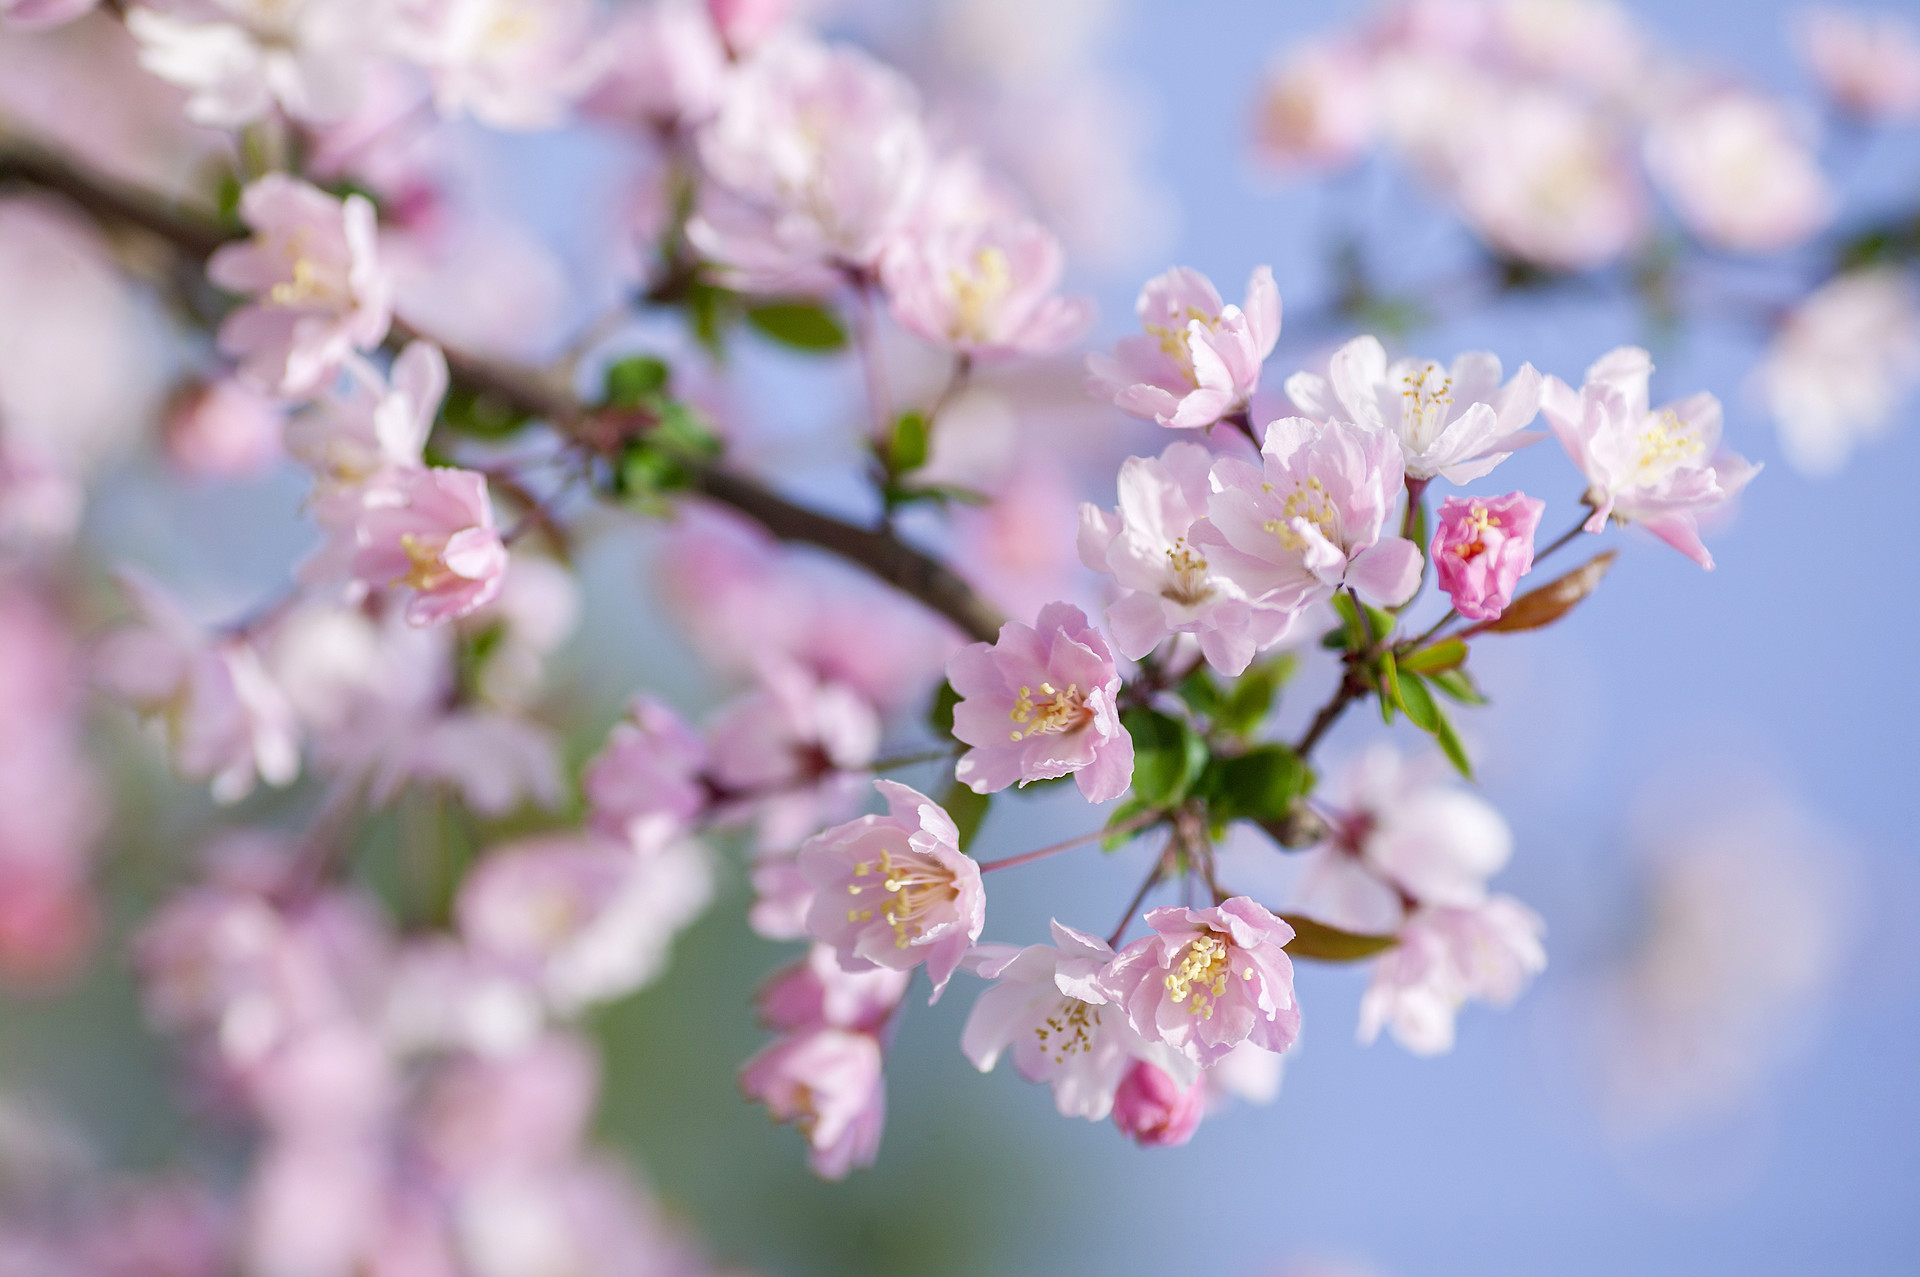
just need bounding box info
[348,467,508,626]
[1253,41,1376,170]
[1644,90,1833,254]
[394,0,596,131]
[582,696,710,842]
[1798,6,1920,121]
[126,0,375,127]
[880,204,1090,359]
[581,0,728,129]
[738,1026,885,1180]
[758,941,910,1035]
[0,0,94,28]
[1357,897,1545,1055]
[1087,265,1281,430]
[1430,491,1543,621]
[164,378,288,480]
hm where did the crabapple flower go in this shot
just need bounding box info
[947,602,1133,803]
[1358,897,1546,1056]
[1254,41,1375,170]
[1086,265,1281,429]
[759,943,910,1035]
[690,38,930,288]
[962,921,1193,1121]
[1077,442,1294,676]
[738,1027,885,1180]
[880,210,1091,358]
[348,467,508,625]
[1430,492,1544,622]
[706,659,878,851]
[1798,8,1920,121]
[1110,1059,1205,1148]
[1197,417,1423,613]
[797,779,983,1001]
[1756,266,1920,476]
[581,0,728,128]
[1541,347,1759,568]
[2,0,95,29]
[285,340,446,487]
[582,696,709,842]
[95,575,299,804]
[1283,335,1543,484]
[395,0,597,131]
[207,176,392,397]
[1293,744,1514,935]
[1102,898,1301,1067]
[126,0,372,127]
[1644,91,1833,254]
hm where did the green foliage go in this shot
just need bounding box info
[1399,638,1466,675]
[925,680,960,740]
[602,355,670,407]
[745,301,848,352]
[887,411,929,474]
[1428,666,1488,705]
[441,383,534,439]
[1196,744,1312,829]
[1213,654,1296,738]
[941,780,991,854]
[1120,707,1207,808]
[1100,795,1156,851]
[1393,667,1440,733]
[1279,914,1399,962]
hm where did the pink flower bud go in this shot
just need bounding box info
[1429,492,1544,621]
[1110,1060,1204,1147]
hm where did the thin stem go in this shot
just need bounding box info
[1404,607,1458,652]
[868,746,958,773]
[925,353,972,429]
[1292,672,1364,758]
[977,809,1163,874]
[1532,510,1593,567]
[1106,853,1167,948]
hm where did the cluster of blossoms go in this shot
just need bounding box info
[0,0,1831,1266]
[1254,0,1920,477]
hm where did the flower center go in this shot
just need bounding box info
[1632,409,1705,485]
[1008,682,1090,741]
[1260,476,1339,552]
[949,245,1012,344]
[845,845,957,950]
[1143,306,1218,386]
[1161,537,1212,606]
[1165,933,1241,1020]
[397,532,458,592]
[1451,505,1500,562]
[268,252,345,310]
[1033,998,1101,1062]
[1398,363,1454,451]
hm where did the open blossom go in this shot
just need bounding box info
[880,210,1091,359]
[208,176,392,396]
[1254,41,1375,170]
[759,942,910,1035]
[948,602,1133,803]
[1110,1059,1205,1148]
[1086,265,1281,429]
[348,467,509,625]
[1293,744,1514,936]
[1756,266,1920,477]
[962,921,1193,1122]
[1078,442,1294,676]
[395,0,596,131]
[705,659,878,852]
[1644,90,1832,254]
[798,780,982,1000]
[739,1027,885,1180]
[126,0,373,127]
[1197,417,1423,613]
[690,37,929,289]
[1430,492,1544,621]
[1541,346,1759,568]
[1102,898,1300,1067]
[1798,7,1920,121]
[1284,335,1543,484]
[95,575,299,804]
[581,696,709,842]
[581,0,728,128]
[1358,897,1546,1056]
[285,340,446,487]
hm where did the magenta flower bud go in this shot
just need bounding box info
[1430,492,1545,622]
[1110,1060,1205,1147]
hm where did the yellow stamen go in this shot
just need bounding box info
[1164,933,1233,1020]
[1008,681,1090,742]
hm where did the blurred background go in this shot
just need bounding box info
[3,0,1918,1274]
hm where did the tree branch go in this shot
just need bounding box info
[3,140,1006,643]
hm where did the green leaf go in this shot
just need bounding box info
[1175,666,1223,718]
[1214,654,1295,738]
[889,410,928,473]
[1279,915,1399,962]
[745,301,848,352]
[1377,649,1399,724]
[616,441,689,499]
[1101,796,1156,851]
[1431,705,1473,779]
[1394,668,1440,733]
[1406,500,1429,558]
[925,680,960,741]
[1481,550,1617,633]
[650,400,722,459]
[1400,638,1467,676]
[602,355,669,408]
[941,780,991,854]
[441,384,533,439]
[1121,707,1207,807]
[1363,602,1396,640]
[1198,744,1312,825]
[1331,592,1367,650]
[1427,667,1488,705]
[686,281,741,356]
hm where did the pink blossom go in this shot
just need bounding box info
[1757,265,1920,476]
[1430,491,1543,621]
[1644,90,1833,254]
[738,1027,886,1180]
[581,696,709,842]
[348,467,508,625]
[417,1034,597,1175]
[748,854,815,941]
[394,0,596,131]
[1283,335,1543,484]
[1253,41,1376,170]
[1799,7,1920,121]
[705,659,878,852]
[961,920,1193,1121]
[758,942,910,1035]
[690,37,929,289]
[1358,897,1546,1055]
[1077,442,1295,676]
[797,779,983,1000]
[1086,265,1281,429]
[1196,416,1423,614]
[880,203,1091,358]
[580,0,727,128]
[285,341,446,486]
[1110,1059,1205,1147]
[1541,346,1759,568]
[126,0,374,127]
[164,378,287,479]
[1292,744,1514,935]
[947,602,1134,802]
[208,176,392,396]
[1101,897,1300,1067]
[0,0,96,29]
[707,0,786,54]
[1491,0,1649,92]
[95,573,299,803]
